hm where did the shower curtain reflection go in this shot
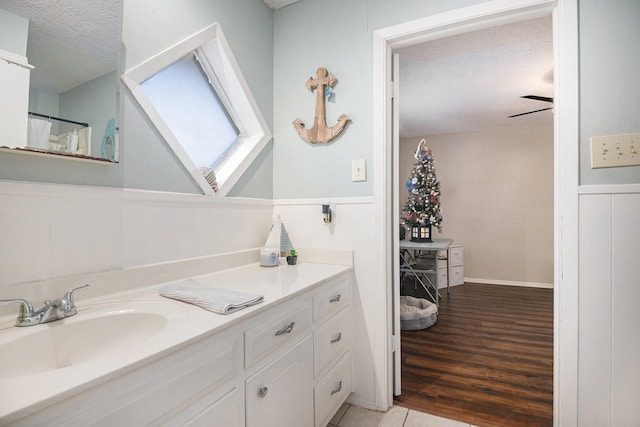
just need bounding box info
[26,112,92,156]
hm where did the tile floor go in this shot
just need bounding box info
[327,404,480,427]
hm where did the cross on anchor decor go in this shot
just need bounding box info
[292,67,351,144]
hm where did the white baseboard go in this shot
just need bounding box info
[345,395,382,411]
[464,277,554,289]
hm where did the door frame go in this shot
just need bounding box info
[372,0,580,425]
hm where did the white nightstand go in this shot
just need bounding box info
[436,245,464,289]
[448,245,464,286]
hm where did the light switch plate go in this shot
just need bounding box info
[352,159,366,182]
[590,133,640,168]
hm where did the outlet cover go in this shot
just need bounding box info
[590,133,640,168]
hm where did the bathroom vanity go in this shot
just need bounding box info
[0,256,353,426]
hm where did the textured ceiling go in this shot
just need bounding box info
[397,16,553,137]
[264,0,301,10]
[1,2,551,137]
[0,0,121,94]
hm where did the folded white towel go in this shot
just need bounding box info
[159,279,264,314]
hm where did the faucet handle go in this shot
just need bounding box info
[0,298,38,326]
[0,298,35,316]
[64,284,90,311]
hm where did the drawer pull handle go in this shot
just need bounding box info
[275,321,296,336]
[258,386,268,398]
[331,332,342,344]
[329,294,341,303]
[330,381,343,396]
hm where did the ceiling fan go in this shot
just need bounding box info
[508,95,554,118]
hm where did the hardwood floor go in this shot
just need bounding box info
[394,283,553,427]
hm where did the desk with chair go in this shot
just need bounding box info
[399,238,453,308]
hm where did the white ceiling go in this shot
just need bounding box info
[0,0,120,94]
[396,16,553,137]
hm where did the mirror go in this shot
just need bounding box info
[0,0,121,162]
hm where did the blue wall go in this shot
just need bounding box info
[0,1,275,197]
[0,8,28,55]
[272,0,491,199]
[121,0,275,196]
[3,0,638,196]
[579,0,640,185]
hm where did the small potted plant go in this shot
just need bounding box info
[286,249,298,265]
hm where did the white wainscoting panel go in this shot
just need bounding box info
[274,198,380,410]
[578,189,640,426]
[0,181,272,287]
[611,193,640,426]
[0,182,125,285]
[1,190,54,284]
[578,193,612,426]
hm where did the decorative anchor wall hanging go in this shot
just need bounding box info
[292,67,351,144]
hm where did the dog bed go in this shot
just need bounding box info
[400,295,437,330]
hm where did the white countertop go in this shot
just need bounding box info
[0,260,352,422]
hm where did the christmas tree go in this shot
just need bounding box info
[401,139,443,239]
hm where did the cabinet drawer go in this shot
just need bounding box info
[449,265,464,286]
[449,246,464,266]
[314,351,352,427]
[313,276,351,322]
[314,308,351,377]
[244,301,312,369]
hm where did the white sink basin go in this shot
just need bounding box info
[0,299,187,379]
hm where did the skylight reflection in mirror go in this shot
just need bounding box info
[121,23,272,196]
[140,52,240,169]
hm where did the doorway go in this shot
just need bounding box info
[394,16,554,256]
[392,16,555,424]
[372,0,581,425]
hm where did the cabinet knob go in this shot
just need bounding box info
[274,321,296,336]
[258,386,268,398]
[329,294,341,303]
[330,332,342,344]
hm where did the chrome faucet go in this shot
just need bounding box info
[0,284,90,327]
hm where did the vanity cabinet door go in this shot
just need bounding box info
[245,336,313,427]
[13,333,240,427]
[180,388,242,427]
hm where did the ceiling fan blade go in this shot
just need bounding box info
[508,107,554,118]
[522,95,553,103]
